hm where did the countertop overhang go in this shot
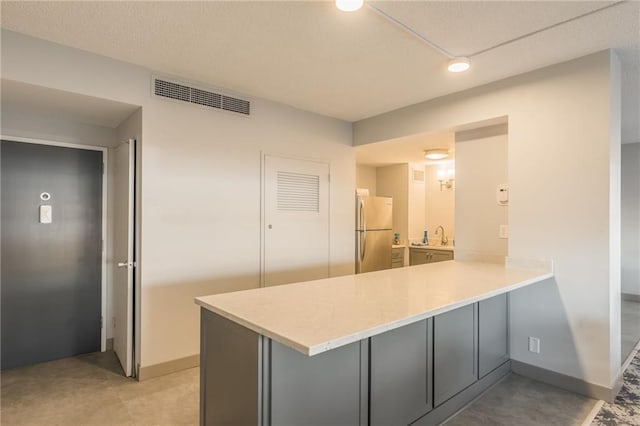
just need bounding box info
[195,260,553,356]
[409,244,454,252]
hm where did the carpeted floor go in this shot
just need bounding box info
[592,348,640,425]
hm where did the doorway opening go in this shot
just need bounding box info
[1,80,141,377]
[620,142,640,365]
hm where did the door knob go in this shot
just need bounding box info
[117,261,135,269]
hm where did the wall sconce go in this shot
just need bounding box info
[437,167,455,191]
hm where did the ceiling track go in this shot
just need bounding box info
[366,2,455,59]
[366,0,627,59]
[469,1,628,58]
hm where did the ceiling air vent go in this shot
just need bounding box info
[412,168,425,183]
[153,77,250,116]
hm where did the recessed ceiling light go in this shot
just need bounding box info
[447,57,470,73]
[424,149,449,160]
[336,0,364,12]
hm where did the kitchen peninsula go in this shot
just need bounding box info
[195,259,553,426]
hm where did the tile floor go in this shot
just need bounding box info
[3,299,639,426]
[2,351,599,426]
[444,374,597,426]
[0,351,198,425]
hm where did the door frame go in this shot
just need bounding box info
[1,134,109,351]
[260,152,332,288]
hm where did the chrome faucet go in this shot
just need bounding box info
[435,226,448,246]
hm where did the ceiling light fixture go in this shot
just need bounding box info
[363,2,471,73]
[335,0,364,12]
[424,149,449,160]
[447,57,470,73]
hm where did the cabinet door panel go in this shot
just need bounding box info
[429,251,453,263]
[433,304,478,407]
[270,340,361,425]
[410,249,429,266]
[370,319,433,425]
[479,294,509,377]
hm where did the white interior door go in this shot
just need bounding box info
[263,155,330,287]
[113,139,135,376]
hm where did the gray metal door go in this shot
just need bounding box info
[1,140,103,370]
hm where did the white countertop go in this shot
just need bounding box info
[409,244,454,252]
[195,260,553,356]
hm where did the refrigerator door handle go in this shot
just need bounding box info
[360,199,367,261]
[362,228,367,261]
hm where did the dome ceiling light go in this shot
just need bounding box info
[336,0,470,73]
[335,0,364,12]
[447,57,470,73]
[424,149,449,160]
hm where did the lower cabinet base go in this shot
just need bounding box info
[201,309,511,426]
[411,361,512,426]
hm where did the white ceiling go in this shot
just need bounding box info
[356,131,455,167]
[1,1,639,142]
[1,79,140,128]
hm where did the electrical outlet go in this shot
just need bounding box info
[528,337,541,353]
[499,225,509,239]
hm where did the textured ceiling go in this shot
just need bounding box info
[356,130,455,167]
[1,79,139,128]
[1,1,638,142]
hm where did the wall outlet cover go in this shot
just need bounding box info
[528,337,541,354]
[499,224,509,239]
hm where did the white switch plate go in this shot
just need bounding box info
[499,225,509,239]
[497,184,509,205]
[39,205,52,224]
[528,337,541,353]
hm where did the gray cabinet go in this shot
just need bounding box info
[433,304,478,407]
[201,296,511,426]
[409,248,454,266]
[479,294,509,377]
[370,319,433,426]
[392,247,404,268]
[269,340,363,426]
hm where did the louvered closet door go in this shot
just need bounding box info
[263,156,329,287]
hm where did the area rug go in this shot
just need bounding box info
[591,349,640,425]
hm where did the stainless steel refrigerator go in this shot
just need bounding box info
[356,195,393,273]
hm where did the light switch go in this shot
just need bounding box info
[39,205,52,224]
[499,225,509,239]
[497,184,509,206]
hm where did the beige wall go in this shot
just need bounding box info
[354,51,621,388]
[424,164,455,242]
[454,132,508,261]
[2,30,355,370]
[622,142,640,296]
[376,164,408,244]
[0,103,118,148]
[356,164,377,196]
[408,163,426,242]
